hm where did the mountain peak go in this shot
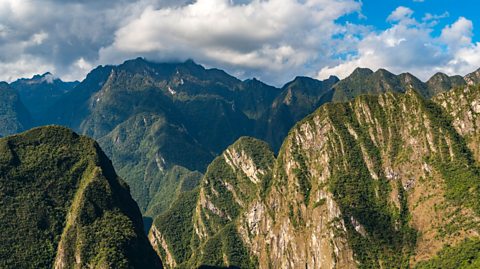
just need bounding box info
[0,81,9,89]
[374,68,396,78]
[350,67,374,77]
[465,67,480,85]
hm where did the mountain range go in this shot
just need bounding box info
[0,58,479,268]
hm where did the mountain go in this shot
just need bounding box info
[465,68,480,85]
[332,68,466,101]
[149,137,274,268]
[0,126,162,268]
[41,58,344,216]
[2,58,476,223]
[45,58,269,214]
[0,82,32,137]
[426,72,466,96]
[10,73,79,121]
[150,83,480,268]
[257,75,339,150]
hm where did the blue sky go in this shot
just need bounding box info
[0,0,479,85]
[344,0,479,38]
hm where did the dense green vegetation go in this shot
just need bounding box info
[200,137,274,233]
[325,100,417,268]
[152,137,273,268]
[2,59,480,268]
[99,112,209,213]
[0,126,161,268]
[152,189,199,264]
[194,224,256,269]
[416,238,480,269]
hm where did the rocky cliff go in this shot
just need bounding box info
[151,84,480,268]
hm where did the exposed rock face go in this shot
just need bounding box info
[151,84,480,268]
[464,68,480,85]
[434,84,480,161]
[250,89,480,268]
[0,126,162,269]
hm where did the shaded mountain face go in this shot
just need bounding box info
[150,84,480,268]
[0,126,162,268]
[0,82,32,137]
[45,58,278,214]
[10,73,78,121]
[257,75,339,150]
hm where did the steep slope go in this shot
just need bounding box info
[22,59,476,224]
[46,58,280,217]
[98,112,209,214]
[248,89,479,268]
[465,68,480,85]
[0,82,32,137]
[0,126,162,268]
[258,75,339,151]
[45,65,114,127]
[10,73,78,120]
[150,137,275,268]
[151,86,480,268]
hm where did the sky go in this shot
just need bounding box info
[0,0,479,85]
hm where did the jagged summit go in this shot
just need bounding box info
[351,67,374,76]
[465,67,480,85]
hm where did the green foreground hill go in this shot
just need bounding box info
[0,126,161,268]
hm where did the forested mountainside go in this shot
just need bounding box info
[6,58,469,221]
[1,59,480,268]
[150,83,480,268]
[0,126,161,268]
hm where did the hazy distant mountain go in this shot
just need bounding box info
[10,72,78,121]
[0,82,32,137]
[332,67,467,101]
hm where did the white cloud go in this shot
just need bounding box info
[0,0,170,82]
[440,17,473,48]
[0,55,55,82]
[318,9,480,81]
[387,6,414,23]
[0,0,479,86]
[98,0,362,84]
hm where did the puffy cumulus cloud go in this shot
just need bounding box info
[1,0,479,85]
[0,55,55,82]
[0,0,190,81]
[98,0,362,84]
[318,7,480,81]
